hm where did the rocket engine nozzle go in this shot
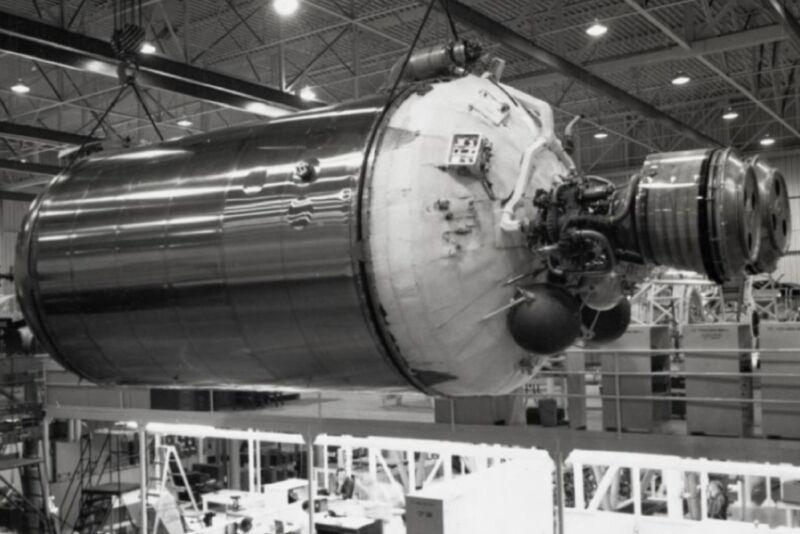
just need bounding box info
[510,148,788,351]
[631,148,762,284]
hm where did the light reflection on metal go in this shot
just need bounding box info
[14,74,790,397]
[17,94,402,390]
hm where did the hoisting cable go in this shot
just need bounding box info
[129,82,164,141]
[438,0,460,41]
[61,82,129,170]
[385,0,438,102]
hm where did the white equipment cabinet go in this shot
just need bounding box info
[684,323,754,437]
[759,322,800,439]
[601,325,672,432]
[405,458,553,534]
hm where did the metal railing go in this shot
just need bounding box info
[530,345,800,439]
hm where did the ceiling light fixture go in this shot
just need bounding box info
[760,136,775,147]
[586,19,608,37]
[721,108,739,121]
[299,86,316,101]
[140,42,157,54]
[11,80,30,94]
[594,131,609,140]
[177,119,193,127]
[671,72,691,86]
[274,0,300,16]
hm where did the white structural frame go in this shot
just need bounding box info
[313,434,543,494]
[565,449,800,533]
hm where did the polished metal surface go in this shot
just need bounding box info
[635,148,761,283]
[636,150,711,277]
[17,96,407,388]
[748,155,792,273]
[705,148,761,281]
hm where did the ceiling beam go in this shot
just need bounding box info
[623,0,800,143]
[593,143,800,178]
[763,0,800,52]
[0,121,98,146]
[0,11,317,116]
[444,0,721,147]
[0,189,35,202]
[0,159,62,176]
[511,25,784,88]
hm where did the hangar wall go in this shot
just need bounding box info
[0,200,26,297]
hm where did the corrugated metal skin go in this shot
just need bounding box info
[0,200,29,295]
[766,153,800,283]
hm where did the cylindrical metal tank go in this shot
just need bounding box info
[634,149,761,283]
[17,76,554,396]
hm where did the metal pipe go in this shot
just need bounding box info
[558,347,785,353]
[536,391,800,406]
[443,0,721,147]
[307,436,315,534]
[138,428,147,534]
[541,370,800,378]
[614,352,622,438]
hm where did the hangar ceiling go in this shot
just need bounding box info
[0,0,797,195]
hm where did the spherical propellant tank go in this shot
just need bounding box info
[15,69,787,396]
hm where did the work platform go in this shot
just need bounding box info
[45,404,800,467]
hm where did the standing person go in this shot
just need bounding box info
[707,480,728,520]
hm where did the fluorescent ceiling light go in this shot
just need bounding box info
[11,80,30,94]
[140,42,157,54]
[177,119,193,127]
[299,86,316,101]
[722,108,739,121]
[586,20,608,37]
[594,131,609,139]
[760,136,775,147]
[274,0,300,16]
[245,101,291,117]
[671,72,691,86]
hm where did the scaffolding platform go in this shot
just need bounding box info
[82,483,140,496]
[0,457,42,470]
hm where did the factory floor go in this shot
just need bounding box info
[243,390,436,423]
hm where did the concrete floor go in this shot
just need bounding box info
[245,391,435,423]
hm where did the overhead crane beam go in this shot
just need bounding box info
[0,158,61,176]
[0,188,36,201]
[0,121,98,146]
[443,0,722,148]
[0,11,317,117]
